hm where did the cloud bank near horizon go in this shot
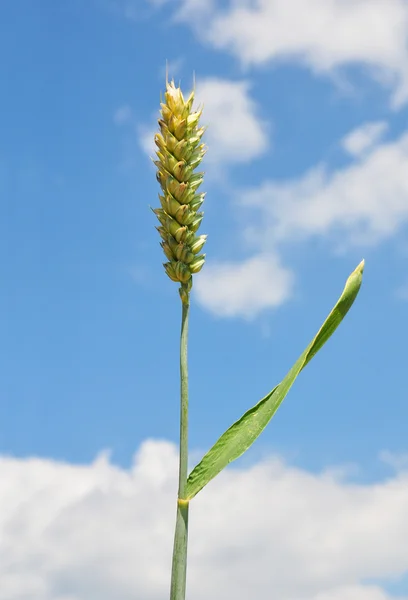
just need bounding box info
[2,439,408,599]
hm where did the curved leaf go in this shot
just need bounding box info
[185,260,364,500]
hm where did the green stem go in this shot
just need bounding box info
[170,294,190,600]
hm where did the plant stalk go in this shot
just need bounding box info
[170,295,190,600]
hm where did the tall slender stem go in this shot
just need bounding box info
[170,295,190,600]
[178,298,189,493]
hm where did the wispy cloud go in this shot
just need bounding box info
[342,122,389,157]
[240,126,408,249]
[151,0,408,107]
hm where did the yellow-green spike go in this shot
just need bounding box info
[153,80,207,299]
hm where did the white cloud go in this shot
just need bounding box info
[342,122,389,157]
[174,0,408,107]
[1,441,408,599]
[240,127,408,248]
[194,253,293,318]
[194,78,269,165]
[138,124,156,157]
[173,0,216,22]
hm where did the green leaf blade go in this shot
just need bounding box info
[185,260,364,500]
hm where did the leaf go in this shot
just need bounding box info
[185,260,365,500]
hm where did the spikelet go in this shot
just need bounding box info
[153,80,207,303]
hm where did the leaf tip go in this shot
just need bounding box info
[348,259,365,287]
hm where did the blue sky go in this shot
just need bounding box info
[1,1,408,599]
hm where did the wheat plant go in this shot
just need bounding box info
[152,79,364,600]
